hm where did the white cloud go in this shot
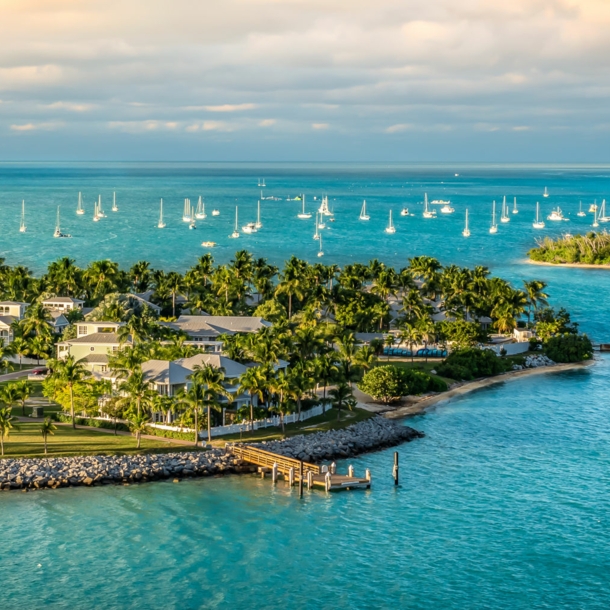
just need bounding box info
[385,123,412,133]
[45,101,94,112]
[10,121,63,132]
[312,123,329,130]
[204,103,256,112]
[259,118,276,127]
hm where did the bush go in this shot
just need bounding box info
[52,413,130,432]
[144,426,196,442]
[544,333,593,363]
[436,348,507,381]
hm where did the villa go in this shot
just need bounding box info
[42,296,85,313]
[0,301,29,346]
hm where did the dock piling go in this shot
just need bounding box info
[325,471,331,492]
[288,467,295,487]
[272,462,278,484]
[299,461,304,498]
[365,469,371,484]
[330,462,337,475]
[307,471,313,490]
[393,452,399,486]
[348,465,354,478]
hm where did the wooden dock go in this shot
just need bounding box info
[227,444,371,491]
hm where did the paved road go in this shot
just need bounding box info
[0,369,35,383]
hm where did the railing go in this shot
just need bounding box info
[228,445,321,476]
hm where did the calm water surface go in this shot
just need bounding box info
[2,356,609,609]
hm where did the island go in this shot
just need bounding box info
[528,231,610,266]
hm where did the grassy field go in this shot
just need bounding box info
[0,423,201,459]
[211,406,374,446]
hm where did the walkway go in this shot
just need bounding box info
[0,370,34,383]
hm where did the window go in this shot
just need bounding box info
[78,326,87,336]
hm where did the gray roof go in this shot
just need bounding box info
[50,312,69,324]
[0,301,28,306]
[81,354,109,364]
[167,315,271,338]
[355,332,385,344]
[176,353,247,378]
[142,360,191,386]
[65,332,121,344]
[129,294,161,312]
[0,315,17,327]
[43,296,85,304]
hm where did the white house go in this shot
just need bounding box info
[43,296,85,313]
[0,301,28,346]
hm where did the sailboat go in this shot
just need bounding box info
[489,201,498,234]
[255,200,262,229]
[97,195,106,218]
[230,206,239,238]
[500,196,510,223]
[533,202,545,229]
[593,206,600,228]
[112,192,118,212]
[589,201,598,214]
[317,233,324,257]
[400,206,409,216]
[512,197,518,214]
[313,213,320,240]
[598,199,610,223]
[19,200,27,233]
[385,210,396,234]
[212,208,220,216]
[577,201,586,217]
[257,178,266,187]
[93,201,100,222]
[423,193,435,218]
[359,200,370,221]
[462,209,470,237]
[183,199,192,222]
[76,192,85,215]
[318,196,332,216]
[298,195,312,219]
[158,199,166,228]
[54,206,70,238]
[189,203,196,229]
[195,196,206,219]
[543,187,549,198]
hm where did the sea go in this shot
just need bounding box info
[1,163,610,609]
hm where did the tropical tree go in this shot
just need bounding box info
[40,417,57,455]
[10,336,29,369]
[238,366,268,428]
[178,381,207,446]
[48,356,90,429]
[191,364,231,442]
[116,366,154,417]
[329,382,355,422]
[523,280,549,324]
[0,407,19,456]
[128,413,149,449]
[0,384,20,416]
[20,302,53,339]
[14,379,31,416]
[314,353,338,408]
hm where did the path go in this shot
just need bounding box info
[0,370,35,383]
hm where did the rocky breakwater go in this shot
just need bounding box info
[512,354,556,370]
[249,416,424,463]
[0,450,250,492]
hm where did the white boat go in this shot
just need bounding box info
[112,192,118,212]
[230,206,239,238]
[593,207,599,228]
[547,207,565,221]
[97,195,106,218]
[462,209,470,237]
[318,195,332,216]
[242,222,257,234]
[257,178,266,187]
[298,194,312,219]
[318,218,326,229]
[512,197,518,215]
[423,193,435,219]
[500,196,510,223]
[183,199,192,222]
[19,200,26,233]
[430,199,451,205]
[255,200,262,229]
[76,192,85,215]
[597,199,610,222]
[93,202,100,222]
[195,196,206,219]
[313,213,320,240]
[440,202,454,214]
[577,201,586,217]
[158,199,166,228]
[589,202,598,214]
[385,210,396,234]
[543,187,549,198]
[189,214,196,230]
[53,206,71,238]
[489,201,498,234]
[533,202,545,229]
[201,241,216,248]
[317,233,324,257]
[359,200,370,221]
[400,207,409,216]
[212,209,220,216]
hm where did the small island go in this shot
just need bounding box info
[528,231,610,266]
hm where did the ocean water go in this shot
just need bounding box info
[0,162,609,339]
[2,355,609,609]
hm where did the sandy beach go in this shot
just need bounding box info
[526,259,610,270]
[383,360,595,419]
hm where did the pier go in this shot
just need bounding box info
[227,444,371,491]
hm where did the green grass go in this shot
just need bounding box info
[0,423,203,459]
[211,406,375,446]
[372,359,454,386]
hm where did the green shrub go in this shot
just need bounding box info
[359,365,446,404]
[52,413,130,432]
[144,426,195,442]
[436,348,507,381]
[544,333,593,363]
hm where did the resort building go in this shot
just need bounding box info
[0,301,29,346]
[42,296,85,313]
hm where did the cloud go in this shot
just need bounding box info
[203,103,256,113]
[108,120,180,132]
[45,101,94,112]
[385,123,412,133]
[185,121,236,132]
[10,122,62,131]
[259,118,276,127]
[311,123,329,130]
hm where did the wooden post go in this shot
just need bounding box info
[365,469,371,483]
[325,471,331,492]
[307,470,313,490]
[330,461,336,475]
[299,461,304,498]
[393,452,399,486]
[348,464,354,478]
[288,467,295,487]
[272,462,278,484]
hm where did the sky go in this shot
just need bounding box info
[1,0,609,163]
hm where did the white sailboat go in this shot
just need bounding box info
[318,195,332,216]
[500,196,510,223]
[97,195,106,218]
[543,187,549,198]
[385,210,396,234]
[577,201,586,217]
[317,233,324,257]
[359,200,370,221]
[298,194,312,219]
[158,199,166,228]
[489,201,498,234]
[533,202,545,229]
[93,201,100,222]
[598,199,610,223]
[189,204,196,229]
[593,206,600,228]
[112,192,118,212]
[313,213,320,240]
[230,206,239,238]
[547,207,565,221]
[54,206,70,238]
[423,193,435,218]
[212,208,220,216]
[19,200,27,233]
[512,197,518,214]
[195,196,206,219]
[400,207,409,216]
[76,192,85,215]
[183,199,192,222]
[255,200,262,229]
[462,209,470,237]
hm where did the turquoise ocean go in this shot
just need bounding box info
[1,164,610,609]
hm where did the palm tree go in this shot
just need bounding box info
[238,367,267,428]
[275,256,308,318]
[314,353,338,409]
[10,336,29,369]
[0,407,19,455]
[20,302,53,339]
[398,323,422,362]
[0,384,20,417]
[191,364,231,442]
[268,370,292,434]
[128,413,149,449]
[129,261,151,291]
[40,417,57,455]
[354,345,377,373]
[329,382,354,422]
[165,271,184,318]
[28,334,52,365]
[192,253,215,287]
[50,356,90,429]
[178,382,207,446]
[116,366,154,417]
[14,379,31,416]
[523,280,549,325]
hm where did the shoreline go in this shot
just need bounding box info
[384,360,595,419]
[526,259,610,270]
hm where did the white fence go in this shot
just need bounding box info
[487,341,531,356]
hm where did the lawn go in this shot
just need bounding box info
[211,406,375,446]
[0,423,201,459]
